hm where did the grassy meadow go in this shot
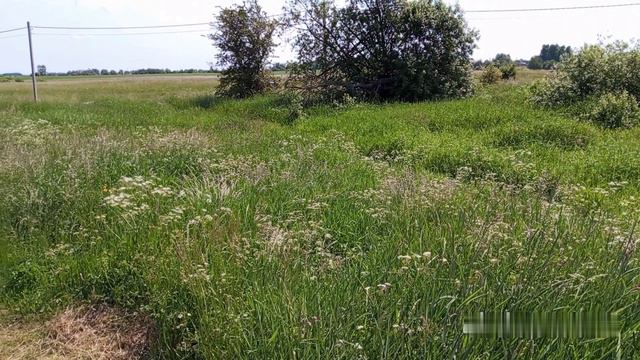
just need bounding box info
[1,71,640,359]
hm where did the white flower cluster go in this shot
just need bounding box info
[102,175,170,218]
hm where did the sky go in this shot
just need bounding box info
[0,0,639,74]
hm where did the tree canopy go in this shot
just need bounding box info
[529,44,572,70]
[540,44,572,62]
[492,53,512,67]
[210,0,278,98]
[285,0,477,102]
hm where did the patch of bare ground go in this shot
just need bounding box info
[0,305,156,360]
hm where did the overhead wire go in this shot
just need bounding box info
[30,13,284,31]
[33,22,210,30]
[0,26,26,34]
[31,29,211,37]
[0,1,638,35]
[1,2,638,39]
[465,2,640,13]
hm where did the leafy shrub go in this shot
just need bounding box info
[5,261,41,295]
[585,91,640,129]
[480,65,502,85]
[271,91,305,124]
[14,78,24,82]
[0,76,11,83]
[210,0,278,98]
[530,41,640,128]
[286,0,477,102]
[529,75,577,107]
[500,64,517,80]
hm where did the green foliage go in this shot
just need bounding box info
[540,44,572,62]
[585,91,640,129]
[527,55,545,70]
[480,56,515,83]
[286,0,477,102]
[269,91,306,124]
[529,44,573,70]
[530,41,640,128]
[529,74,576,107]
[5,261,41,295]
[492,53,512,67]
[3,78,640,358]
[500,63,517,80]
[480,64,502,84]
[210,0,278,98]
[492,120,594,149]
[529,45,572,70]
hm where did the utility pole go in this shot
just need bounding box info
[27,21,38,102]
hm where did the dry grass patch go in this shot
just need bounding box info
[0,305,156,360]
[0,315,54,360]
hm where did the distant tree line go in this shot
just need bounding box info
[528,44,572,70]
[269,62,295,71]
[38,68,220,76]
[7,64,290,78]
[473,55,527,70]
[471,44,573,72]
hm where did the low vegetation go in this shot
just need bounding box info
[478,54,518,85]
[530,41,640,128]
[480,64,502,84]
[1,72,639,358]
[1,304,155,359]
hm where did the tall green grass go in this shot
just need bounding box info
[0,77,639,358]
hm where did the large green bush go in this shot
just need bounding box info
[530,41,640,128]
[585,91,640,129]
[480,65,502,85]
[286,0,477,102]
[500,63,517,80]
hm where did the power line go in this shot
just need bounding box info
[466,2,640,13]
[33,22,210,30]
[0,26,26,34]
[32,29,210,37]
[27,13,284,32]
[2,2,637,35]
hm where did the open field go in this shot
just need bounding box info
[1,72,639,358]
[0,75,219,103]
